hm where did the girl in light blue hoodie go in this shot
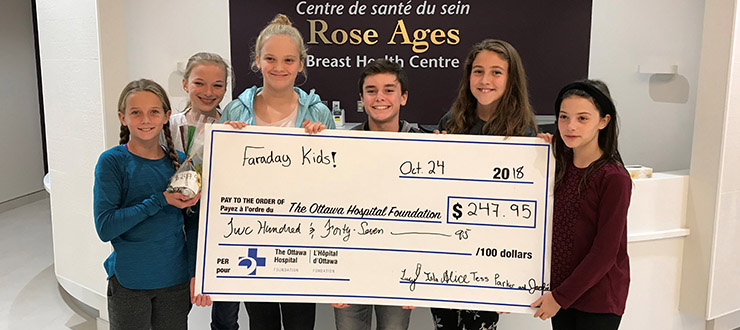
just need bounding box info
[212,13,332,330]
[220,14,334,132]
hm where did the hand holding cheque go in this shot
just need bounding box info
[195,124,554,313]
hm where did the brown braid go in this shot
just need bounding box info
[162,122,181,171]
[117,79,178,170]
[119,125,130,144]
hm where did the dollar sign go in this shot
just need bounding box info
[452,202,462,220]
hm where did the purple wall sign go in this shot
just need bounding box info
[229,0,592,124]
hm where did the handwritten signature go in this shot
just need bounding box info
[400,263,422,291]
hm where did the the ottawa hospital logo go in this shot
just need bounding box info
[237,248,266,275]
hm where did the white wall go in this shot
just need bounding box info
[589,0,704,172]
[96,0,233,149]
[680,0,740,322]
[709,0,740,318]
[0,0,45,203]
[36,0,110,312]
[122,0,232,128]
[681,0,737,321]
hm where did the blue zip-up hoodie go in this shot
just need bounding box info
[221,86,336,128]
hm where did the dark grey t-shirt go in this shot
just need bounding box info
[437,111,536,136]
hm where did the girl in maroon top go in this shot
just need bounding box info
[531,80,632,330]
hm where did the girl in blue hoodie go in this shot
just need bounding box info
[219,14,334,132]
[212,13,333,330]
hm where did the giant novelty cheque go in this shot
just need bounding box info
[195,125,554,313]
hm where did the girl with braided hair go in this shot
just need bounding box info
[93,79,204,329]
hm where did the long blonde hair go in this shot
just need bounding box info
[251,14,308,81]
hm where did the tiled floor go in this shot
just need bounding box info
[0,198,441,330]
[0,198,96,330]
[0,198,293,329]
